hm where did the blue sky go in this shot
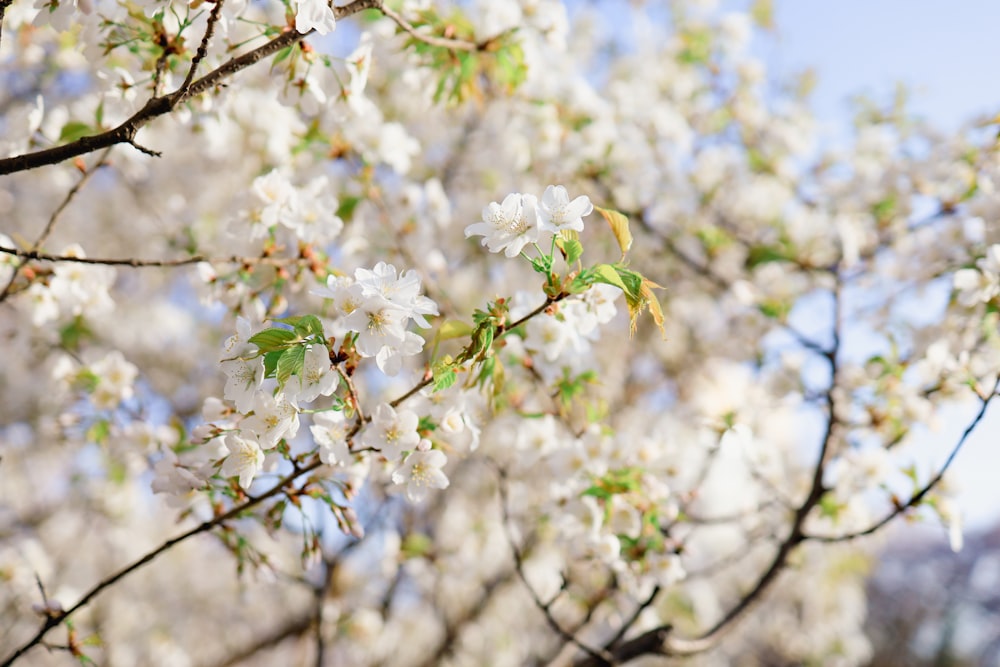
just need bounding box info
[764,1,1000,132]
[762,1,1000,530]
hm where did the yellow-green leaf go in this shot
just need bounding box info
[592,263,629,293]
[639,277,667,339]
[594,206,633,260]
[436,319,473,341]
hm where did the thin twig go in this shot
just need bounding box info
[0,0,383,175]
[495,464,614,666]
[576,277,847,664]
[0,148,113,304]
[379,3,478,52]
[806,374,1000,543]
[0,246,312,269]
[178,0,226,97]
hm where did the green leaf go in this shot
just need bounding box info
[87,419,110,445]
[275,345,306,388]
[262,350,282,379]
[530,254,554,275]
[745,244,791,269]
[557,237,584,264]
[758,298,790,321]
[592,263,629,294]
[594,206,633,260]
[436,319,474,341]
[59,121,93,143]
[336,196,362,221]
[59,316,92,351]
[401,532,433,559]
[272,45,295,65]
[249,328,297,352]
[292,314,324,338]
[432,362,458,392]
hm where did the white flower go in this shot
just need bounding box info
[286,344,339,407]
[310,410,350,465]
[374,330,426,376]
[220,433,265,489]
[90,351,138,410]
[376,122,419,174]
[354,262,438,328]
[25,283,60,327]
[221,355,264,415]
[358,403,420,462]
[312,275,364,316]
[343,295,408,358]
[343,33,374,112]
[391,447,449,502]
[953,245,1000,306]
[222,316,256,358]
[537,185,593,234]
[294,0,336,35]
[284,176,343,245]
[607,496,643,539]
[646,552,686,587]
[0,234,17,285]
[241,392,299,449]
[249,169,297,235]
[465,193,540,258]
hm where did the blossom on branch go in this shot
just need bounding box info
[465,193,540,258]
[294,0,336,35]
[391,446,449,502]
[537,185,593,233]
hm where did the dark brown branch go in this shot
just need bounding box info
[0,457,325,667]
[205,609,314,667]
[0,246,312,269]
[575,279,846,664]
[806,374,1000,543]
[178,0,226,98]
[0,0,382,176]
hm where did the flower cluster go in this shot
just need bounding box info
[312,262,438,375]
[465,185,593,257]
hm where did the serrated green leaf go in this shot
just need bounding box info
[432,365,457,392]
[249,328,297,352]
[275,345,306,388]
[557,237,584,265]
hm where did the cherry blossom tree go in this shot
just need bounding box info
[1,0,997,665]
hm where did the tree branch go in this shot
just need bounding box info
[805,374,1000,543]
[0,0,382,176]
[380,3,478,52]
[0,246,313,269]
[0,149,113,304]
[574,278,846,664]
[495,464,614,666]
